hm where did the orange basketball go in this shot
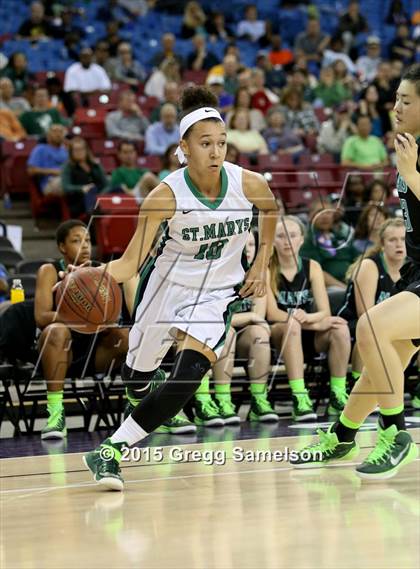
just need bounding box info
[55,267,122,334]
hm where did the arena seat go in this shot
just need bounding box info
[90,139,118,156]
[94,195,139,258]
[16,258,56,274]
[0,248,24,270]
[29,178,71,223]
[1,140,37,194]
[258,154,294,171]
[138,155,161,173]
[98,155,118,174]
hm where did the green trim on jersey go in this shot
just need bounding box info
[213,295,244,351]
[184,166,228,210]
[133,222,171,315]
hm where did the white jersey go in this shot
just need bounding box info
[154,161,253,289]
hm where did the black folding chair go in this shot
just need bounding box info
[0,248,24,271]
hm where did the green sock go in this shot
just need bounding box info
[351,370,361,382]
[330,376,346,393]
[215,383,231,400]
[250,383,266,397]
[126,387,140,407]
[340,412,362,430]
[289,378,307,395]
[47,391,63,416]
[195,375,211,401]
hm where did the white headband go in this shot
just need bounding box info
[174,107,224,164]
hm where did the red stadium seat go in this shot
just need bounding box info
[94,195,139,257]
[182,70,208,85]
[72,122,106,140]
[1,140,37,194]
[257,154,294,171]
[298,153,335,167]
[29,178,71,222]
[98,155,118,173]
[137,95,160,118]
[73,107,107,125]
[138,155,161,172]
[90,139,118,156]
[285,188,328,210]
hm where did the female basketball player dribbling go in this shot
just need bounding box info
[291,63,420,480]
[83,87,278,490]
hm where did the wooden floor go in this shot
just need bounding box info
[1,430,419,569]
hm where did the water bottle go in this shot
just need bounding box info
[10,279,25,304]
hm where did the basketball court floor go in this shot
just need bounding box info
[1,412,419,569]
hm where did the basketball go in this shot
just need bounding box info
[55,267,122,334]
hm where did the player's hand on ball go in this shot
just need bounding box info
[54,261,92,289]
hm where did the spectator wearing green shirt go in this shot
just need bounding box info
[109,140,159,199]
[301,198,359,289]
[340,115,389,168]
[19,87,66,137]
[312,65,351,108]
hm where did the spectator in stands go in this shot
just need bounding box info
[226,109,268,155]
[144,58,181,102]
[27,123,68,195]
[280,87,319,136]
[19,87,66,138]
[250,68,280,115]
[332,59,359,96]
[364,179,391,205]
[353,203,390,253]
[317,103,356,159]
[93,41,115,78]
[64,47,111,95]
[322,35,356,75]
[255,51,287,93]
[285,66,313,101]
[269,34,294,67]
[180,1,207,39]
[35,220,128,439]
[312,65,351,108]
[61,137,109,217]
[0,108,26,141]
[294,16,330,64]
[45,74,76,118]
[149,81,181,123]
[206,75,234,114]
[356,36,382,84]
[262,107,304,157]
[389,24,416,64]
[158,143,180,181]
[105,90,149,141]
[152,33,184,69]
[337,0,368,58]
[101,20,123,58]
[110,140,158,198]
[0,52,33,96]
[341,115,388,168]
[268,216,351,421]
[187,35,219,71]
[17,1,53,40]
[225,87,266,131]
[111,42,146,86]
[372,61,397,135]
[357,84,383,137]
[0,77,30,115]
[144,103,179,156]
[342,173,367,226]
[301,198,359,289]
[236,4,266,43]
[205,11,233,42]
[208,54,239,96]
[386,0,410,26]
[51,8,84,44]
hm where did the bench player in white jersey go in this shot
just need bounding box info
[290,64,420,480]
[83,86,278,490]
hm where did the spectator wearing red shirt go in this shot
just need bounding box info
[269,35,294,67]
[250,68,279,115]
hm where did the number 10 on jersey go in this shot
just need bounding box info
[194,239,229,260]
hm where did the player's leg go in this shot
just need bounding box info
[94,328,129,374]
[354,291,420,478]
[237,323,278,422]
[271,320,316,421]
[38,323,72,439]
[212,327,240,424]
[84,333,213,490]
[314,322,352,415]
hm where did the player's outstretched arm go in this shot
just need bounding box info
[240,170,278,298]
[105,183,176,283]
